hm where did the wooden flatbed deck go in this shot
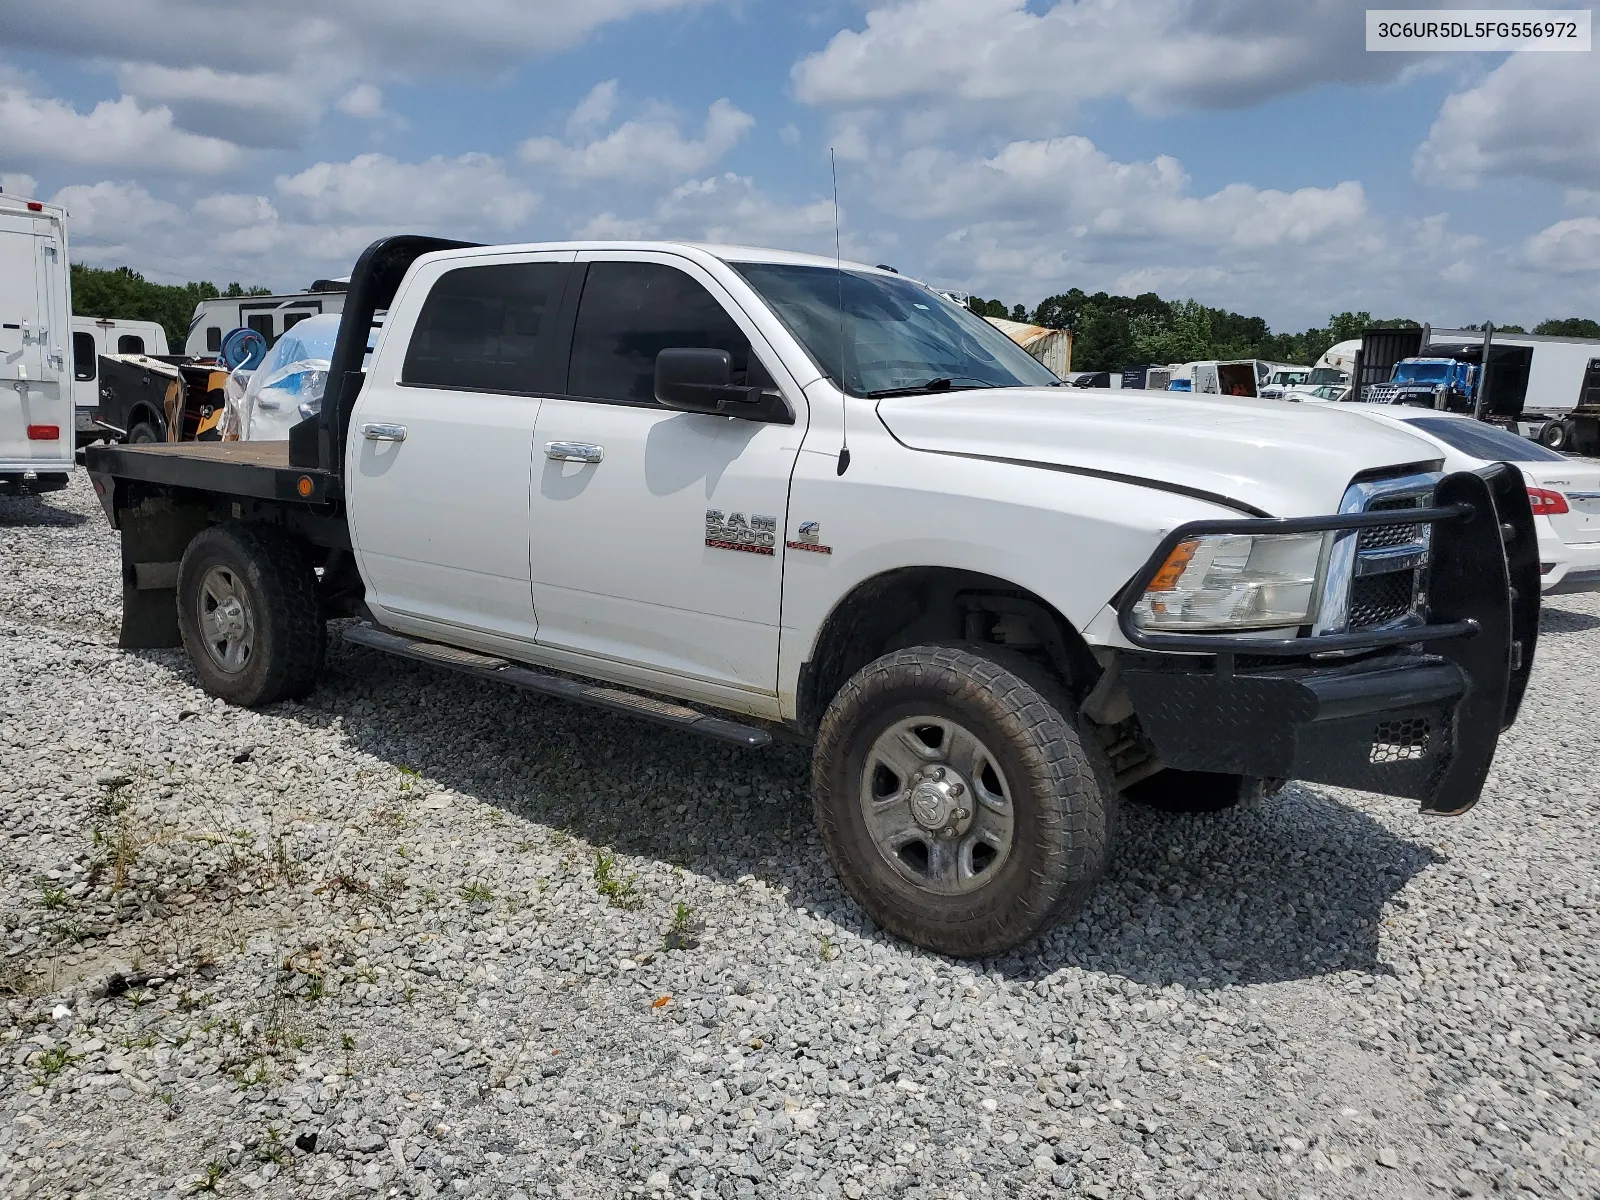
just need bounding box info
[83,439,339,505]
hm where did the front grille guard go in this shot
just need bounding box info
[1114,465,1540,814]
[1115,502,1478,657]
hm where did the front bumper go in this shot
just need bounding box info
[1538,534,1600,596]
[1116,466,1539,816]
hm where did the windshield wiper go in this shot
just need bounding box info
[865,378,955,399]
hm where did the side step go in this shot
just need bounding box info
[341,624,772,748]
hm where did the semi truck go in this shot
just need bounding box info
[85,235,1539,958]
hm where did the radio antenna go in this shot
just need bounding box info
[831,148,851,476]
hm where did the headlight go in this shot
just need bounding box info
[1131,532,1326,631]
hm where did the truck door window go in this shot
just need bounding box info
[72,331,97,381]
[568,262,752,405]
[402,262,566,393]
[117,334,145,355]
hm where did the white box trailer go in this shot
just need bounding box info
[0,192,73,494]
[1428,327,1600,451]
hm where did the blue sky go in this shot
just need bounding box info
[1,0,1596,331]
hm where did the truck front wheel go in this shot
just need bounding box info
[176,525,325,707]
[812,645,1116,958]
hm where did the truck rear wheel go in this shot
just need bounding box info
[1537,420,1571,451]
[176,525,325,707]
[127,421,161,444]
[812,644,1116,958]
[1123,768,1266,813]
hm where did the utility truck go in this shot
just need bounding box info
[0,192,73,495]
[85,237,1539,957]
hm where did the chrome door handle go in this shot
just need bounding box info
[361,422,407,442]
[545,441,603,463]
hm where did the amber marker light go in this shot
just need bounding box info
[1146,539,1199,592]
[297,476,314,497]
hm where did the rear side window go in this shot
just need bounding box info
[117,334,145,355]
[403,262,567,393]
[1399,416,1568,463]
[72,331,97,381]
[568,262,752,405]
[206,326,222,352]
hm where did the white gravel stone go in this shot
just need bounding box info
[0,475,1596,1200]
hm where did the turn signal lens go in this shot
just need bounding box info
[1147,540,1199,592]
[1527,487,1569,516]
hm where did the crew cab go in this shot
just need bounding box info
[84,237,1540,958]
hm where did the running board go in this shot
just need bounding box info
[341,624,772,748]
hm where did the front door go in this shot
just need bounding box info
[347,251,576,643]
[528,253,804,697]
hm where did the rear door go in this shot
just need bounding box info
[0,208,71,470]
[347,250,576,644]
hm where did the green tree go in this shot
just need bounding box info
[70,264,271,351]
[1533,318,1600,338]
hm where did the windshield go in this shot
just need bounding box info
[1397,416,1567,463]
[1272,370,1308,385]
[1393,361,1451,384]
[733,262,1061,395]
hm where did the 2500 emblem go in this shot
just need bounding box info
[705,510,776,556]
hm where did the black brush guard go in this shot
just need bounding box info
[1115,465,1539,815]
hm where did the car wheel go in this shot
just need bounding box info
[176,525,325,707]
[127,421,161,444]
[812,644,1117,958]
[1123,768,1267,813]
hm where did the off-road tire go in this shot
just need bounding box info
[127,421,161,444]
[176,524,325,707]
[812,644,1117,958]
[1123,768,1267,813]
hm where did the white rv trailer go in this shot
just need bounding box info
[184,280,348,357]
[0,191,73,493]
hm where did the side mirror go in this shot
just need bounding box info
[655,348,748,413]
[654,348,792,423]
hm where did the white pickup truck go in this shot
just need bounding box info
[85,236,1541,958]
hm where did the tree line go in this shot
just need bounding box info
[70,265,272,351]
[966,291,1600,372]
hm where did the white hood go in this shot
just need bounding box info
[875,388,1443,517]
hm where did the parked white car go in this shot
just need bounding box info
[1336,407,1600,595]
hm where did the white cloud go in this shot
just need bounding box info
[1526,218,1600,274]
[3,0,711,77]
[115,63,327,149]
[574,173,841,252]
[2,173,40,199]
[1415,54,1600,189]
[522,97,754,185]
[48,181,185,264]
[793,0,1401,128]
[0,86,241,174]
[874,137,1368,251]
[336,84,385,120]
[275,152,539,230]
[193,193,280,227]
[567,80,620,136]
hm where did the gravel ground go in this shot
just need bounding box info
[1,475,1596,1200]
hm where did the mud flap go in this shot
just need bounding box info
[117,497,209,649]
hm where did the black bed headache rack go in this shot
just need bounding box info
[1115,464,1538,817]
[291,235,480,476]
